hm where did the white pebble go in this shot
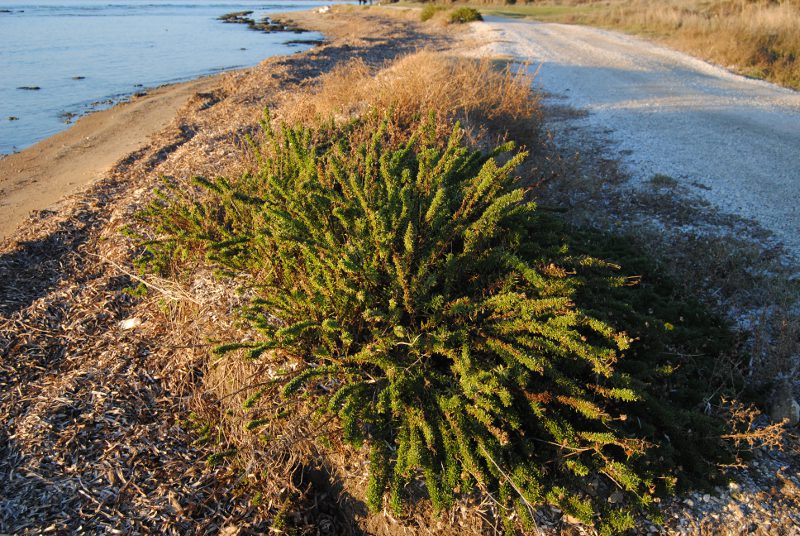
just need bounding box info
[119,317,142,330]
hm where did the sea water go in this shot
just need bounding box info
[0,0,329,154]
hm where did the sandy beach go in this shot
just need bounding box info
[0,77,220,240]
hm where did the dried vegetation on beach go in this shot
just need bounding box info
[1,6,799,536]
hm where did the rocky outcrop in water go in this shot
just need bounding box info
[217,11,306,34]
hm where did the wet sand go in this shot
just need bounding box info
[0,75,218,240]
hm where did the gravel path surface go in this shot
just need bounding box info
[469,17,800,261]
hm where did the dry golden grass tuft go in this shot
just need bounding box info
[280,50,541,148]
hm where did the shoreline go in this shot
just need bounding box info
[0,4,330,242]
[0,0,330,156]
[0,74,222,241]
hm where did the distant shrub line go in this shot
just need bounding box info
[449,6,483,23]
[420,4,482,23]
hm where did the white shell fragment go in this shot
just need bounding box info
[118,317,143,330]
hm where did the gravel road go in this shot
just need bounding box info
[469,18,800,261]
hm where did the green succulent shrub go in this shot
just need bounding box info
[135,112,735,533]
[449,6,483,23]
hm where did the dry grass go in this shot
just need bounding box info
[281,50,541,148]
[589,0,800,87]
[461,0,800,88]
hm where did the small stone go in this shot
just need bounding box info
[119,317,142,330]
[683,498,694,507]
[729,481,740,491]
[703,494,711,502]
[770,379,800,426]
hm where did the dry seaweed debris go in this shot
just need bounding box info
[0,131,258,535]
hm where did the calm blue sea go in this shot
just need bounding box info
[0,0,329,154]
